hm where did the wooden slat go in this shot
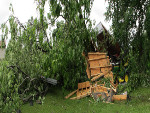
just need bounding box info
[101,66,112,74]
[86,81,90,87]
[90,65,112,69]
[110,80,118,89]
[88,54,106,59]
[112,94,127,101]
[90,68,101,75]
[91,73,102,77]
[89,58,110,68]
[70,92,91,100]
[65,90,77,99]
[89,60,101,68]
[88,56,109,61]
[88,52,106,55]
[91,73,104,82]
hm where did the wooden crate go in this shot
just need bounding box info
[88,52,106,59]
[90,68,101,75]
[101,66,112,74]
[77,81,91,97]
[98,57,110,67]
[88,59,101,67]
[88,57,110,68]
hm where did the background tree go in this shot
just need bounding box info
[105,0,150,91]
[105,0,150,71]
[0,0,96,112]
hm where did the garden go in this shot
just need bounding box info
[0,0,150,113]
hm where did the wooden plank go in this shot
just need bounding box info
[77,81,91,96]
[88,54,106,59]
[86,81,90,88]
[70,92,91,100]
[78,83,83,89]
[101,66,112,74]
[91,73,102,77]
[89,58,110,68]
[111,86,117,93]
[91,73,104,82]
[89,60,100,68]
[90,65,112,69]
[77,88,90,97]
[110,80,118,89]
[78,81,89,89]
[88,56,109,61]
[88,52,106,55]
[65,90,77,99]
[90,68,101,75]
[112,94,127,101]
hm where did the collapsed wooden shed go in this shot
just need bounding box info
[92,22,120,58]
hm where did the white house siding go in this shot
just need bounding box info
[0,49,5,59]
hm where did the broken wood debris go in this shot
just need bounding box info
[65,52,127,103]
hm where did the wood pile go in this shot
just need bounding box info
[86,52,113,81]
[65,52,127,103]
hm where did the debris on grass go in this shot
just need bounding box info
[65,52,127,103]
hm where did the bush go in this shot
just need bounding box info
[126,73,150,93]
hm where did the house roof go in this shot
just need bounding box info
[94,22,109,35]
[95,22,104,34]
[94,22,120,57]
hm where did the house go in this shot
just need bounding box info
[92,22,120,58]
[0,41,6,59]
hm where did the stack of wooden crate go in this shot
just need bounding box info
[86,52,113,82]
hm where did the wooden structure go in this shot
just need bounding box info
[93,22,120,58]
[86,52,113,81]
[65,52,127,102]
[70,81,91,100]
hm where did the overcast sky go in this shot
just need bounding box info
[0,0,111,44]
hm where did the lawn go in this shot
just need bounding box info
[21,86,150,113]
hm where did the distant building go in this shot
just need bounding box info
[93,22,120,57]
[0,41,6,59]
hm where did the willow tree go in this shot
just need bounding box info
[105,0,150,72]
[0,0,96,112]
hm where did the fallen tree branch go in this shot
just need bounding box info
[8,65,29,77]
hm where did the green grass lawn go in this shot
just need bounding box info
[21,86,150,113]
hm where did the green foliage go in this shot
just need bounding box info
[46,0,97,89]
[105,0,150,60]
[126,73,150,93]
[0,60,22,113]
[98,77,111,87]
[0,0,96,112]
[106,0,150,90]
[45,19,96,89]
